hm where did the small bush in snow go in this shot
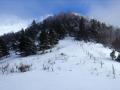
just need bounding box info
[1,63,9,74]
[115,53,120,62]
[110,50,116,60]
[0,63,32,75]
[42,59,55,72]
[17,64,32,72]
[49,49,52,52]
[60,53,65,56]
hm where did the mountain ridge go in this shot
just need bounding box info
[0,12,120,60]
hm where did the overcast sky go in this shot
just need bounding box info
[0,0,120,35]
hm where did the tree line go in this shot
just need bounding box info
[0,12,120,59]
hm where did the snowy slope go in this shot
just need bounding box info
[0,37,120,90]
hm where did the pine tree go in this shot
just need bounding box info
[0,37,9,58]
[11,41,19,55]
[112,37,120,51]
[110,50,116,60]
[76,17,86,40]
[89,19,99,41]
[49,30,58,46]
[18,35,37,56]
[25,20,38,40]
[38,30,50,51]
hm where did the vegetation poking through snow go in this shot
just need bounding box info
[0,63,32,74]
[110,50,116,60]
[18,63,32,72]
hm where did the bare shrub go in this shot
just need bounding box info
[1,63,9,74]
[60,53,65,56]
[17,64,32,72]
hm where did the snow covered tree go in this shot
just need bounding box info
[110,50,116,60]
[25,20,38,40]
[112,37,120,51]
[18,35,37,56]
[49,30,58,46]
[0,37,9,58]
[38,30,50,51]
[89,19,99,41]
[11,41,19,55]
[76,17,88,41]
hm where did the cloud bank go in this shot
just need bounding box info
[0,15,31,35]
[0,0,120,35]
[88,0,120,27]
[0,14,54,35]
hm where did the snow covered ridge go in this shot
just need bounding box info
[1,38,120,90]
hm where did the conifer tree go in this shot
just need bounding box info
[11,41,19,55]
[18,35,37,56]
[25,20,38,40]
[49,30,58,46]
[38,30,50,51]
[112,37,120,51]
[89,19,99,41]
[76,17,86,40]
[0,37,9,58]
